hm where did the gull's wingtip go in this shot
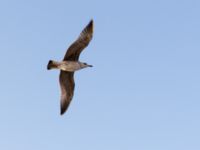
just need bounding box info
[90,19,93,24]
[87,19,94,30]
[60,106,67,115]
[60,100,71,115]
[60,109,66,115]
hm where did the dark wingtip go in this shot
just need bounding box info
[60,109,66,115]
[87,19,93,32]
[90,19,93,25]
[60,101,70,115]
[60,104,67,115]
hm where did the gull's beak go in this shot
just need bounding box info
[88,65,93,67]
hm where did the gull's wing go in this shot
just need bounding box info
[59,71,75,115]
[63,19,93,61]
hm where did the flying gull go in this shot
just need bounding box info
[47,20,94,115]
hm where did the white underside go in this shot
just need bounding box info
[57,61,84,72]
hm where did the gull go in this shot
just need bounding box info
[47,20,93,115]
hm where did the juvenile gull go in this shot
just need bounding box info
[47,20,93,115]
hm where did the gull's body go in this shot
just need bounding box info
[47,20,94,115]
[48,60,92,72]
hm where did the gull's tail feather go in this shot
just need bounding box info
[47,60,59,70]
[47,60,53,70]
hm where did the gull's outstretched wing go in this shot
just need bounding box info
[59,71,75,115]
[63,20,93,61]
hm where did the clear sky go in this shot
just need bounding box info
[0,0,200,149]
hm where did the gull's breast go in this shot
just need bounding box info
[59,61,81,72]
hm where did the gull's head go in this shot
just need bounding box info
[81,62,93,68]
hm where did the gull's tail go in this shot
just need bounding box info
[47,60,58,70]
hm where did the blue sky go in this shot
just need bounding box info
[0,0,200,149]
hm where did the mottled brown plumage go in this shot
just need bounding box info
[59,71,75,115]
[63,20,93,61]
[48,20,94,115]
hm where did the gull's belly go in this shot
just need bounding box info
[59,61,81,72]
